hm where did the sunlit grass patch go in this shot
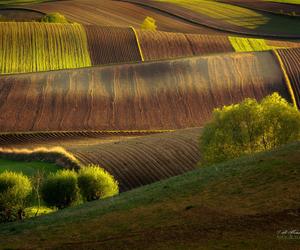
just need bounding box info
[229,36,283,52]
[0,22,91,74]
[0,158,61,176]
[24,206,57,218]
[156,0,270,29]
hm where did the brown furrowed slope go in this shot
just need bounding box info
[69,128,201,191]
[86,27,298,63]
[29,0,217,34]
[185,33,234,55]
[0,128,201,191]
[136,30,194,60]
[85,25,142,65]
[0,8,44,21]
[0,51,290,133]
[276,48,300,108]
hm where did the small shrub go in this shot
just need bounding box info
[78,165,119,201]
[41,12,68,23]
[41,170,80,209]
[200,93,300,165]
[0,171,32,222]
[141,16,157,31]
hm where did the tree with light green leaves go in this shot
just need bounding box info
[200,93,300,165]
[141,16,157,31]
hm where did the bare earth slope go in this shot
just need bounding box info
[0,51,290,132]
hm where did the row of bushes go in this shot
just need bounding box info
[0,166,118,222]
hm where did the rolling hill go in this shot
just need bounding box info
[0,51,292,132]
[0,141,299,249]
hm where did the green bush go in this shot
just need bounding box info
[0,171,32,222]
[141,16,157,31]
[200,93,300,165]
[78,165,119,201]
[41,170,80,209]
[41,12,68,23]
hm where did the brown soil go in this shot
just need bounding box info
[0,52,289,132]
[0,128,201,191]
[276,48,300,108]
[85,25,142,65]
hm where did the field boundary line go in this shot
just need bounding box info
[130,26,145,61]
[273,49,297,107]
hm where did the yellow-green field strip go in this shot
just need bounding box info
[0,22,91,74]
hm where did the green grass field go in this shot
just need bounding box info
[0,158,61,176]
[0,141,299,249]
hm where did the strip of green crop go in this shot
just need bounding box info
[229,36,284,52]
[0,22,91,74]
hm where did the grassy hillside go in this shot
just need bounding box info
[0,158,60,176]
[0,141,299,249]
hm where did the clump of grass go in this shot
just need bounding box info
[0,22,91,74]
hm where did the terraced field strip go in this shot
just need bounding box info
[29,0,213,34]
[229,36,300,52]
[0,22,91,74]
[0,8,45,21]
[122,0,300,37]
[229,36,278,51]
[266,39,300,48]
[0,51,291,132]
[217,0,300,16]
[84,25,142,65]
[0,130,167,146]
[136,30,194,60]
[184,34,235,55]
[155,0,269,29]
[136,30,299,60]
[0,128,202,191]
[67,128,202,191]
[275,48,300,108]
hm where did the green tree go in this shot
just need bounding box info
[41,170,80,209]
[78,165,119,201]
[41,12,68,23]
[141,16,157,31]
[0,171,32,222]
[200,93,300,165]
